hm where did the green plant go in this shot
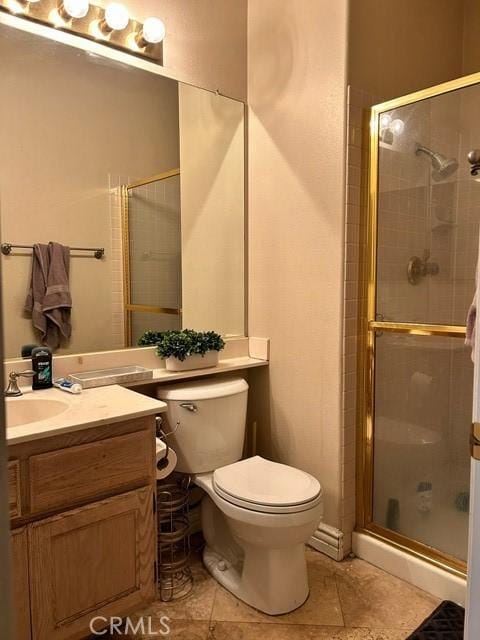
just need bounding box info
[137,330,164,346]
[138,329,225,361]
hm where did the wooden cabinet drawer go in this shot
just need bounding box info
[8,460,21,519]
[29,429,154,514]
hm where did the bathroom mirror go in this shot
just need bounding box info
[0,20,246,359]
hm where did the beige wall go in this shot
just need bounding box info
[348,0,465,101]
[0,25,179,357]
[120,0,247,101]
[179,83,245,337]
[350,0,480,97]
[247,0,349,528]
[463,0,480,75]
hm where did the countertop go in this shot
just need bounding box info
[126,355,268,388]
[6,385,166,445]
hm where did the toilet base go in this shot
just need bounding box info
[202,543,310,616]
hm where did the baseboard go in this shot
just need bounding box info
[308,523,344,561]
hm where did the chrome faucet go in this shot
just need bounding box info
[4,370,35,397]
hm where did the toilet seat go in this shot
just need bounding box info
[213,456,322,514]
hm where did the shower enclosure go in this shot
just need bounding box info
[359,75,480,576]
[122,170,182,346]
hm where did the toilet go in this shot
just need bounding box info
[157,377,323,615]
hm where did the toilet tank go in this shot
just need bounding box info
[156,377,249,474]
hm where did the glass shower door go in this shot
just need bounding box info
[122,170,182,346]
[365,79,480,573]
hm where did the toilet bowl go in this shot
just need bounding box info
[157,378,324,615]
[196,457,323,614]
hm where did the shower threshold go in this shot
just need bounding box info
[353,529,466,604]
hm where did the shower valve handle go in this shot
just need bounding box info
[468,149,480,176]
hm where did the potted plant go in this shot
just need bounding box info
[138,329,225,371]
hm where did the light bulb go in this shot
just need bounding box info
[6,0,26,12]
[379,113,392,129]
[62,0,89,19]
[104,2,129,31]
[390,118,405,135]
[6,0,39,12]
[142,17,165,44]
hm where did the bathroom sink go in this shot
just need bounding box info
[5,397,69,428]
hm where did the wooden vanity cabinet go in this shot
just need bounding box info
[8,416,157,640]
[11,527,31,640]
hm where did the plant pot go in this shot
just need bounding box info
[165,350,219,372]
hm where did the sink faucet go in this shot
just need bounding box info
[4,370,35,397]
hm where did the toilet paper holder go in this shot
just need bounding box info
[156,415,180,463]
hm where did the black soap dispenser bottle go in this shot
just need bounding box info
[31,346,53,389]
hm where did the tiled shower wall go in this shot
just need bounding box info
[343,83,478,557]
[108,174,182,348]
[108,178,126,350]
[128,176,182,344]
[376,94,460,326]
[341,86,374,554]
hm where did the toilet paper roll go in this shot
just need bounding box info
[155,437,177,480]
[410,371,434,389]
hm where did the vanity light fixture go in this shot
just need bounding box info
[59,0,89,20]
[390,118,405,135]
[50,0,89,27]
[99,1,129,33]
[6,0,39,14]
[0,0,164,64]
[379,113,405,144]
[379,113,392,129]
[135,16,165,47]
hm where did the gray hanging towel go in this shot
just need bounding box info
[42,242,72,348]
[25,242,72,349]
[25,243,50,343]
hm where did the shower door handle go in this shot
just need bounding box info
[471,423,480,461]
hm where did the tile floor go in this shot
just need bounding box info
[103,546,440,640]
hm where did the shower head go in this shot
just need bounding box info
[415,143,458,181]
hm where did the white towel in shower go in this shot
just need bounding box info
[466,241,480,361]
[466,295,476,360]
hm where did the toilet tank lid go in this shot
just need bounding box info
[157,377,248,401]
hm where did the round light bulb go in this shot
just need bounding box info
[142,17,165,44]
[390,118,405,135]
[104,2,129,30]
[379,113,392,129]
[6,0,26,12]
[63,0,89,18]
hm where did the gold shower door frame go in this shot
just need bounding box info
[356,72,480,579]
[121,169,182,347]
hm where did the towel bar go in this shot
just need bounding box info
[1,243,105,259]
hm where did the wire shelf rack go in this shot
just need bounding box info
[157,473,193,601]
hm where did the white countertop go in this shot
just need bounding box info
[126,356,268,387]
[6,385,166,445]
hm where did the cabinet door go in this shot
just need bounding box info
[29,487,155,640]
[11,528,31,640]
